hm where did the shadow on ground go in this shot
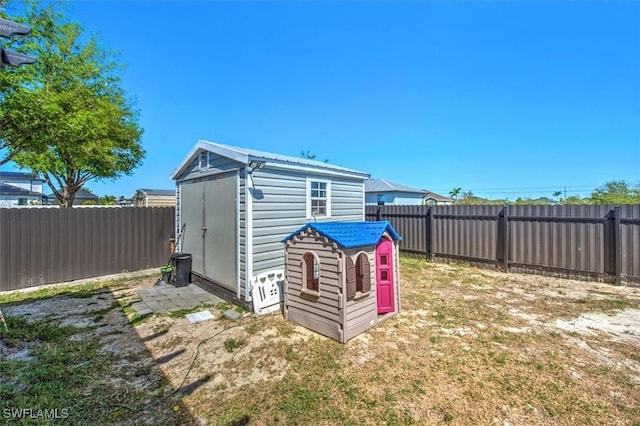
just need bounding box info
[0,276,203,425]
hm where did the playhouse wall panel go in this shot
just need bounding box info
[345,297,377,322]
[286,281,342,301]
[344,318,377,341]
[286,298,340,323]
[287,310,341,341]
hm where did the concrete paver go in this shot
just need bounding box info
[134,283,224,314]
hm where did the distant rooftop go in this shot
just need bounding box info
[422,190,453,202]
[46,189,98,200]
[0,171,42,180]
[137,189,175,197]
[0,183,45,196]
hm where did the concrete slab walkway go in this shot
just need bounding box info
[131,284,224,316]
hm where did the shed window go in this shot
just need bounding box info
[302,252,320,295]
[307,179,331,218]
[347,253,371,300]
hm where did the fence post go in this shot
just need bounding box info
[376,207,382,222]
[502,206,509,273]
[614,206,622,285]
[428,206,435,261]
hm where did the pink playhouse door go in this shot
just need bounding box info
[376,238,395,314]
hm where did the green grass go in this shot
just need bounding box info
[0,299,191,424]
[223,338,246,353]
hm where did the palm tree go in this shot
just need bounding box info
[449,187,462,202]
[552,191,562,203]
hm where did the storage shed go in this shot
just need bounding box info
[170,141,369,307]
[282,221,402,343]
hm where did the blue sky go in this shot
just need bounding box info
[3,1,640,200]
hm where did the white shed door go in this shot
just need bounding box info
[180,172,238,292]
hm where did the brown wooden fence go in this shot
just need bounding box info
[366,204,640,285]
[0,207,175,291]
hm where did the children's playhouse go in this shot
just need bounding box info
[281,221,402,343]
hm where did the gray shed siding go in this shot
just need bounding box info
[175,146,367,306]
[239,172,246,288]
[251,167,364,278]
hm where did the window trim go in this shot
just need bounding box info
[346,252,371,301]
[301,251,321,297]
[306,178,331,219]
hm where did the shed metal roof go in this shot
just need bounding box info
[171,140,370,180]
[282,221,401,249]
[364,179,426,194]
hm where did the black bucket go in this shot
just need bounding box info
[171,252,192,287]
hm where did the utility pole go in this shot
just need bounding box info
[0,18,35,67]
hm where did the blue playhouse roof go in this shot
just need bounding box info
[282,221,402,249]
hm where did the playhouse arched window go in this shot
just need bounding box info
[347,253,371,300]
[302,252,320,293]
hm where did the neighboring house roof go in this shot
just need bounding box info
[46,190,99,200]
[0,183,44,197]
[364,179,425,194]
[75,190,99,199]
[282,221,402,249]
[0,171,42,180]
[171,140,370,180]
[137,189,175,197]
[422,191,454,202]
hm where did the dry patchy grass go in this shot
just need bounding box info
[2,258,639,425]
[136,257,640,425]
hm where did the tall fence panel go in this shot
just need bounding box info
[620,205,640,281]
[434,205,502,266]
[365,204,640,285]
[507,205,612,280]
[0,207,175,291]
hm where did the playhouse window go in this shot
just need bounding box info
[302,252,320,294]
[307,179,331,218]
[356,253,370,293]
[347,253,370,300]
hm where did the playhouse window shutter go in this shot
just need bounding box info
[303,252,319,291]
[346,257,356,300]
[361,255,371,293]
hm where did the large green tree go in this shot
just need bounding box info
[0,1,144,207]
[590,181,640,205]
